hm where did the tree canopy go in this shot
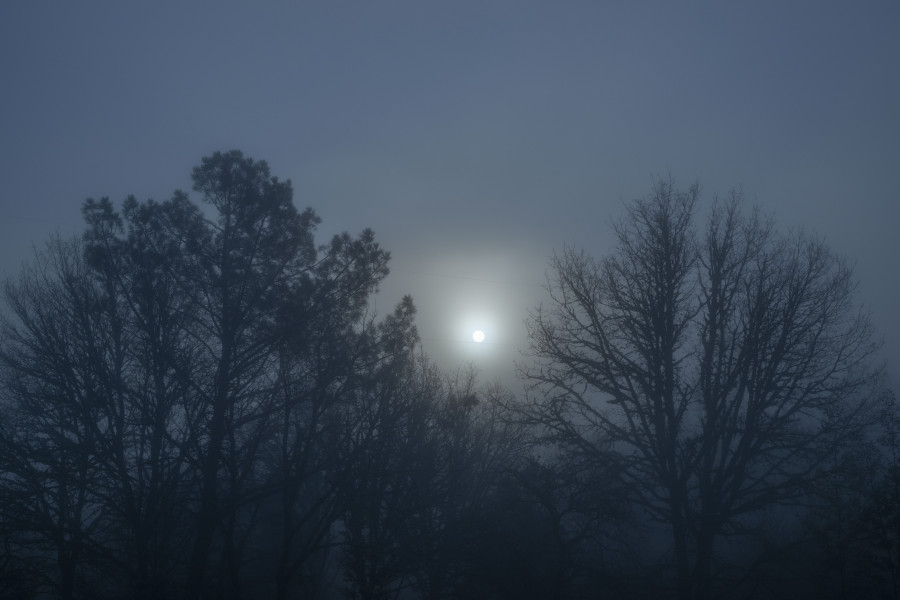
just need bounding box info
[520,179,883,599]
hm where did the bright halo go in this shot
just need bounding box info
[472,330,486,343]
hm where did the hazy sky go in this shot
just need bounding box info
[2,2,898,386]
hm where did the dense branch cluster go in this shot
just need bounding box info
[521,180,891,599]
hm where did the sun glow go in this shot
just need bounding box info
[457,311,494,348]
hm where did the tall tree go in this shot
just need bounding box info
[81,195,205,598]
[1,150,399,599]
[521,179,881,599]
[171,151,320,598]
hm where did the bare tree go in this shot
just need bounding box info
[338,301,438,600]
[520,179,881,600]
[0,237,117,599]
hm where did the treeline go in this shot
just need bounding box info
[0,153,898,600]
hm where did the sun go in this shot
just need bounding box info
[472,330,486,343]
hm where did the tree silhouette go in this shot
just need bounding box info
[0,151,404,599]
[0,236,128,599]
[2,163,888,599]
[520,179,881,600]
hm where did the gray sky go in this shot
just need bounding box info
[2,2,898,387]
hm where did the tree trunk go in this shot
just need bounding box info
[58,548,76,600]
[185,347,233,599]
[671,504,693,600]
[693,526,716,600]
